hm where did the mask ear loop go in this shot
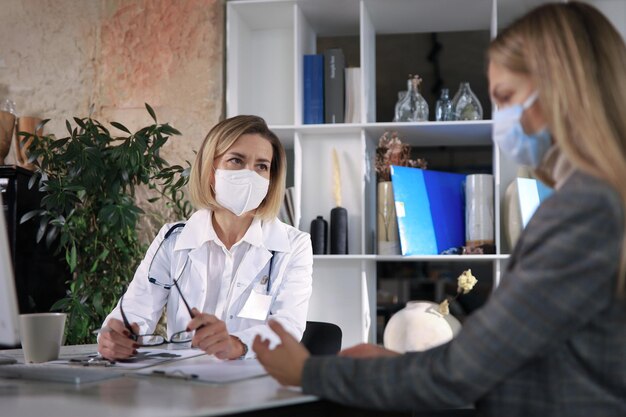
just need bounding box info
[522,90,540,110]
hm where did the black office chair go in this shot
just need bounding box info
[301,321,342,355]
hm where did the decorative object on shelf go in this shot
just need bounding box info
[451,82,483,120]
[330,148,348,254]
[465,174,495,253]
[0,99,16,166]
[438,269,478,315]
[383,300,461,353]
[310,215,328,255]
[383,269,477,353]
[435,88,454,121]
[14,116,43,171]
[375,132,427,255]
[393,74,429,122]
[377,181,400,255]
[503,176,553,249]
[21,104,191,344]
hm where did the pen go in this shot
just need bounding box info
[152,370,198,380]
[91,327,112,335]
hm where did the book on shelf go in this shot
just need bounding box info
[303,54,324,124]
[279,186,296,227]
[323,48,345,124]
[390,165,466,255]
[344,67,361,124]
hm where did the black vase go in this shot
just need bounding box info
[310,216,328,255]
[330,207,348,254]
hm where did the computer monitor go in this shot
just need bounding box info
[0,193,20,346]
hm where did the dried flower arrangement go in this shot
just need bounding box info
[375,131,427,182]
[439,269,478,315]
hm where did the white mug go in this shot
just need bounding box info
[19,313,67,363]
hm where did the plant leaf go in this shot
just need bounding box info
[69,244,77,273]
[110,121,131,134]
[20,209,41,224]
[145,103,157,123]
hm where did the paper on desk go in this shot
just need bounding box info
[50,346,205,370]
[136,356,268,383]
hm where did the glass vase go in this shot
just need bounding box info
[435,88,453,121]
[451,82,483,120]
[377,181,400,255]
[393,75,429,122]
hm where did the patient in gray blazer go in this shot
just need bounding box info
[253,2,626,416]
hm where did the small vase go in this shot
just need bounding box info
[435,88,453,121]
[377,181,400,255]
[383,300,461,353]
[465,174,494,251]
[451,82,483,120]
[393,75,429,122]
[0,110,16,166]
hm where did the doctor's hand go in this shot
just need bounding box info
[339,343,400,358]
[97,318,140,360]
[253,320,310,387]
[187,308,246,360]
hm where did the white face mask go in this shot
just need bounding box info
[493,91,552,168]
[214,169,270,216]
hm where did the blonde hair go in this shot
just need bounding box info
[488,2,626,296]
[188,115,286,220]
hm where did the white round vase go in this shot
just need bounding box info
[383,301,461,353]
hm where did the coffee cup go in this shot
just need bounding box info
[19,313,67,363]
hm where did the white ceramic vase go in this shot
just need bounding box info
[383,300,461,353]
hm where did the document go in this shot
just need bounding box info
[137,355,268,383]
[51,346,205,370]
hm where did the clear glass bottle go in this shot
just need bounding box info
[435,88,453,121]
[451,82,483,120]
[393,75,429,122]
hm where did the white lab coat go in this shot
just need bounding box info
[102,209,313,358]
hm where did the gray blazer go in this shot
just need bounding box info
[302,171,626,417]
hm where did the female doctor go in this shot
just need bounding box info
[98,115,313,361]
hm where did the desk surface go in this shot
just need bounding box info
[0,345,317,417]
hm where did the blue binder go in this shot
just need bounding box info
[390,165,466,255]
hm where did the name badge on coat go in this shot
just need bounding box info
[237,253,275,321]
[237,283,272,321]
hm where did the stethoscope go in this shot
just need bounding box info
[147,223,276,293]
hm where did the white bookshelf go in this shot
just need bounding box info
[226,0,544,349]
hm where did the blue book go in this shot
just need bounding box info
[390,166,466,255]
[303,54,324,124]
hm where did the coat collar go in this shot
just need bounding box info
[173,209,292,253]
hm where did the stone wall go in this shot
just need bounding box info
[0,0,224,236]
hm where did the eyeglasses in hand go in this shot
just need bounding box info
[119,280,195,347]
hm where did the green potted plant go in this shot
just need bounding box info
[20,104,192,344]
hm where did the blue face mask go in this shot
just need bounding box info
[493,91,552,168]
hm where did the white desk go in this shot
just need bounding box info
[0,345,317,417]
[0,346,469,417]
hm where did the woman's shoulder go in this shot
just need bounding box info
[559,171,623,215]
[264,217,311,245]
